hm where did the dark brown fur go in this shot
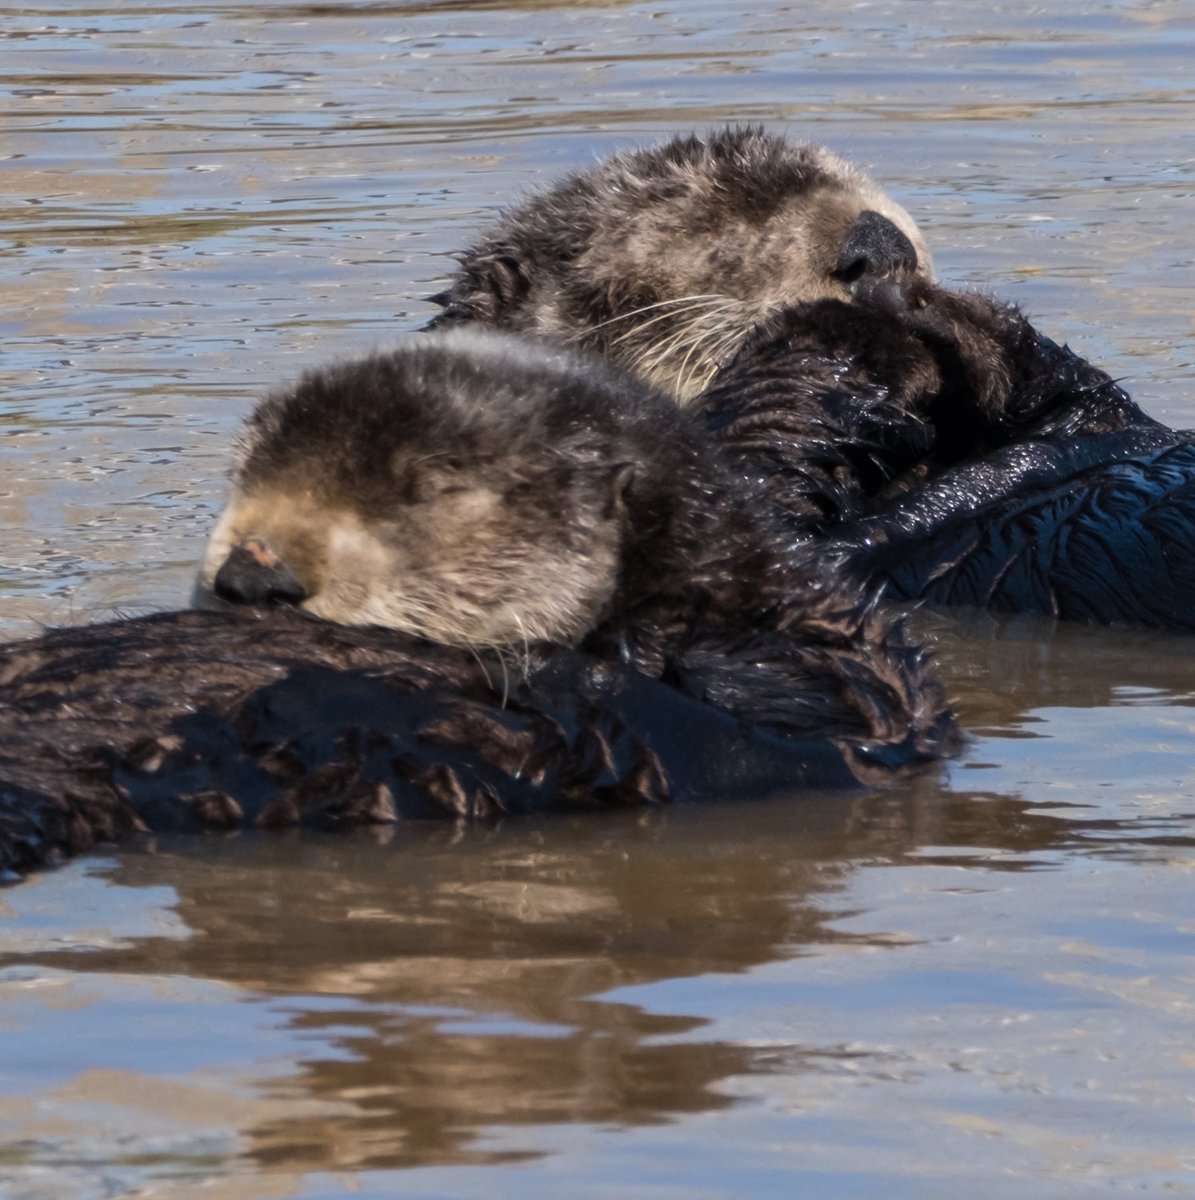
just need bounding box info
[198,330,954,759]
[695,276,1195,629]
[0,606,882,880]
[697,276,1164,532]
[0,610,653,878]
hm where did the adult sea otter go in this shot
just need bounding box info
[435,126,1195,630]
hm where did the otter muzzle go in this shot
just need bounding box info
[213,541,308,607]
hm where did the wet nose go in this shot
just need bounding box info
[213,541,308,607]
[834,209,919,286]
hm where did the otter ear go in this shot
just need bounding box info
[397,454,474,502]
[602,461,637,519]
[431,251,531,324]
[478,252,531,310]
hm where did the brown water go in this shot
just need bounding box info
[3,2,1195,1196]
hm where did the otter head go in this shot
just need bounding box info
[195,332,660,648]
[431,127,932,402]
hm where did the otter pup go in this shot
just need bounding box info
[197,329,954,758]
[0,332,958,876]
[428,127,931,401]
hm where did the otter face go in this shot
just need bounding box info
[195,334,643,649]
[433,128,933,402]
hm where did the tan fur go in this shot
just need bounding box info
[197,480,622,648]
[432,130,933,402]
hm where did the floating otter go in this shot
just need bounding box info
[2,331,956,878]
[428,126,931,401]
[197,329,953,755]
[696,274,1195,628]
[431,127,1194,630]
[0,606,874,880]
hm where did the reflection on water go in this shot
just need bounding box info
[2,621,1194,1195]
[2,1,1195,1196]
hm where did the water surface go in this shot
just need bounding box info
[3,2,1195,1196]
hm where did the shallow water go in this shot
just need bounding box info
[2,1,1195,1196]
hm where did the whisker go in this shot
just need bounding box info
[581,293,729,337]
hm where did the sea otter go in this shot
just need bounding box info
[196,328,953,756]
[431,128,1195,630]
[1,331,957,877]
[427,126,932,401]
[0,606,875,880]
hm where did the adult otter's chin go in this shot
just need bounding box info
[197,329,954,757]
[428,126,931,401]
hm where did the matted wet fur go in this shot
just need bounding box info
[696,274,1195,628]
[428,126,931,401]
[698,275,1163,529]
[197,329,955,761]
[0,607,873,880]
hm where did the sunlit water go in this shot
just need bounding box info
[2,2,1195,1196]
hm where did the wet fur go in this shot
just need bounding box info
[428,127,930,401]
[2,606,895,879]
[198,330,955,758]
[0,610,659,878]
[695,275,1195,629]
[698,276,1164,530]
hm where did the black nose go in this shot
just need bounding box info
[213,542,308,607]
[834,210,919,286]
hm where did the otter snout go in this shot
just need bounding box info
[834,209,919,289]
[213,539,308,608]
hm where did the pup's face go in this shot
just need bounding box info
[195,337,638,648]
[196,461,625,648]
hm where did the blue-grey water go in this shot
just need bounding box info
[2,2,1195,1197]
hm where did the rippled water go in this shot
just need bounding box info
[2,2,1195,1196]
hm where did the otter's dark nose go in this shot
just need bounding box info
[834,210,919,286]
[213,541,308,607]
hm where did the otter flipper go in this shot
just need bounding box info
[838,436,1195,629]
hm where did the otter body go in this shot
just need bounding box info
[695,277,1195,629]
[0,606,872,880]
[436,128,1195,631]
[197,329,953,757]
[429,127,931,401]
[2,330,959,877]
